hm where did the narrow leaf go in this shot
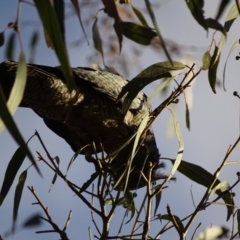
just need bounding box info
[0,32,4,47]
[120,22,156,45]
[154,191,162,216]
[118,61,185,116]
[213,4,240,66]
[92,17,104,59]
[13,170,27,222]
[34,0,74,90]
[160,214,184,231]
[70,0,88,44]
[208,46,220,93]
[0,53,39,173]
[170,160,234,221]
[0,147,26,206]
[22,213,42,228]
[223,39,240,90]
[237,209,240,237]
[79,172,98,193]
[185,103,190,130]
[144,0,172,62]
[5,32,16,60]
[201,51,211,70]
[131,5,149,27]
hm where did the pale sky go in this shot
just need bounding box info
[0,1,240,239]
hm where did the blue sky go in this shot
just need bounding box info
[0,1,240,239]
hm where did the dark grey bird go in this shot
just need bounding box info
[0,60,165,190]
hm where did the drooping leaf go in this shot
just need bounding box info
[0,53,38,173]
[148,77,175,102]
[13,170,27,222]
[213,4,240,66]
[205,18,226,34]
[170,159,234,221]
[201,51,211,70]
[208,46,220,93]
[66,148,81,174]
[0,32,4,47]
[154,191,162,216]
[185,103,190,130]
[53,0,65,43]
[123,114,149,191]
[0,147,26,206]
[102,0,122,52]
[118,61,185,118]
[159,214,184,231]
[92,17,104,60]
[169,113,184,179]
[215,0,231,20]
[22,213,42,228]
[131,5,149,27]
[120,22,156,45]
[144,0,172,63]
[70,0,88,43]
[49,156,60,192]
[186,0,225,34]
[79,172,99,193]
[223,39,240,90]
[124,191,135,223]
[29,31,39,63]
[5,32,16,60]
[237,209,240,237]
[34,0,74,90]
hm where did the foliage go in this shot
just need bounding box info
[0,0,240,240]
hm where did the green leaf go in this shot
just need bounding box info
[49,156,60,192]
[159,214,184,231]
[0,53,39,174]
[223,39,240,90]
[131,5,149,27]
[0,32,4,47]
[0,147,26,206]
[208,46,220,93]
[144,0,172,62]
[169,113,184,179]
[124,191,135,223]
[5,32,16,60]
[215,0,231,21]
[53,0,65,43]
[118,61,185,117]
[79,172,98,193]
[29,31,39,63]
[70,0,88,44]
[66,149,81,174]
[213,4,240,66]
[186,0,225,34]
[92,17,104,59]
[201,51,211,70]
[237,209,240,237]
[154,191,162,216]
[124,114,149,191]
[185,103,190,130]
[120,22,156,45]
[34,0,74,90]
[22,213,42,228]
[13,170,27,222]
[148,77,175,102]
[205,18,226,35]
[170,159,234,221]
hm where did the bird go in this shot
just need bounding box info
[0,60,166,190]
